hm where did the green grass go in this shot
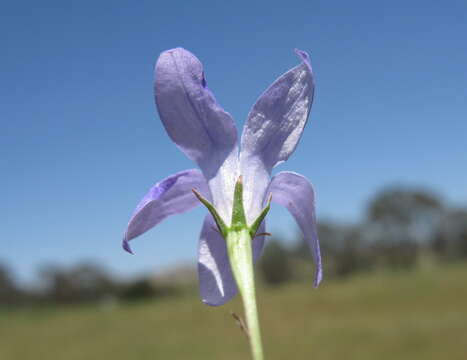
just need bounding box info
[1,264,467,360]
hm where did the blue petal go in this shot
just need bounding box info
[240,49,314,171]
[239,49,315,223]
[123,169,209,253]
[267,171,322,287]
[155,48,238,165]
[155,48,239,222]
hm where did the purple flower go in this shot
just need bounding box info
[123,48,322,306]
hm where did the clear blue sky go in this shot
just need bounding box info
[2,0,466,284]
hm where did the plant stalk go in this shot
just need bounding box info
[226,228,264,360]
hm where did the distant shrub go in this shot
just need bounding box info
[259,240,293,286]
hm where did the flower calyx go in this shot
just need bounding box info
[192,176,272,240]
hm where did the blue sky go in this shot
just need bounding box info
[1,0,466,284]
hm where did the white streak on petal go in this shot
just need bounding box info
[198,239,225,298]
[197,215,238,306]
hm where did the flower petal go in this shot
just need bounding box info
[240,49,315,222]
[155,47,238,165]
[240,49,314,170]
[123,169,209,253]
[198,215,237,306]
[198,215,267,306]
[267,171,322,287]
[155,47,239,222]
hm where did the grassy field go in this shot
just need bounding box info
[1,264,467,360]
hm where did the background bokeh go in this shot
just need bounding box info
[1,0,466,359]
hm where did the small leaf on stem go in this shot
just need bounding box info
[192,188,229,237]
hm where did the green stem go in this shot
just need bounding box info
[226,228,264,360]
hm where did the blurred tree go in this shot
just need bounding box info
[295,222,372,278]
[39,264,73,303]
[366,187,444,269]
[433,208,467,261]
[68,263,116,301]
[120,278,157,301]
[39,262,116,304]
[259,239,293,286]
[334,225,373,276]
[0,263,20,305]
[119,277,178,302]
[369,241,419,269]
[367,187,443,239]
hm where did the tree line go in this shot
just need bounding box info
[259,186,467,285]
[1,186,466,307]
[0,261,182,307]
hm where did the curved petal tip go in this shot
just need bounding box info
[313,265,323,288]
[122,238,134,254]
[313,240,323,287]
[294,48,310,61]
[294,49,313,72]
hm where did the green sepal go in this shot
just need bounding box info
[231,176,247,230]
[249,193,272,239]
[192,189,228,238]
